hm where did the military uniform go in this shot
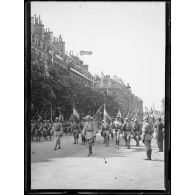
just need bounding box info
[133,120,142,146]
[142,117,154,160]
[52,118,63,150]
[122,119,134,149]
[35,120,42,142]
[155,119,164,152]
[112,118,122,148]
[71,121,79,144]
[82,116,95,156]
[101,121,111,147]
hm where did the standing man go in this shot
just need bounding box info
[142,116,154,160]
[112,116,122,149]
[82,115,95,156]
[101,120,111,147]
[122,117,135,149]
[133,118,142,146]
[52,117,63,150]
[156,117,164,152]
[71,118,79,144]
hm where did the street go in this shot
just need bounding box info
[31,134,165,190]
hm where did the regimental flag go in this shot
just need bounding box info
[80,50,93,56]
[103,104,112,123]
[73,107,80,120]
[117,108,122,118]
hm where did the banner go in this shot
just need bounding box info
[73,108,80,120]
[103,104,112,122]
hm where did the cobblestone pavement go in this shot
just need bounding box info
[31,134,165,190]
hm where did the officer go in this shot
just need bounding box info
[156,117,164,152]
[122,117,134,149]
[101,120,111,147]
[133,118,142,146]
[52,117,63,150]
[112,116,122,149]
[82,115,95,156]
[71,118,79,144]
[142,116,154,160]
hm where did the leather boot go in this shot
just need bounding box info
[149,149,152,160]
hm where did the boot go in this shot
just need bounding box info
[144,150,150,160]
[148,149,152,160]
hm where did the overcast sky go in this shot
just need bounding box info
[31,2,165,111]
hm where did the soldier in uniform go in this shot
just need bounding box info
[101,120,111,147]
[82,115,95,156]
[42,120,48,140]
[112,116,123,149]
[52,117,63,150]
[142,116,154,160]
[122,117,135,149]
[35,118,43,142]
[46,120,53,141]
[133,118,142,146]
[71,118,79,144]
[155,117,164,152]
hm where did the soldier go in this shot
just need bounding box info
[155,117,164,152]
[46,120,53,141]
[42,120,48,140]
[133,118,142,146]
[142,116,154,160]
[71,118,79,144]
[80,119,86,144]
[122,117,135,149]
[52,117,63,150]
[112,116,123,149]
[101,120,111,147]
[82,115,95,156]
[100,121,106,144]
[31,119,36,141]
[35,118,43,142]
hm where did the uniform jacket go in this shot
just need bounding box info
[142,121,153,141]
[156,121,164,141]
[122,122,135,136]
[82,121,94,140]
[112,121,122,132]
[52,122,63,136]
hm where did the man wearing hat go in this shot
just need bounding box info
[101,120,111,147]
[133,118,142,146]
[122,117,134,149]
[142,116,154,160]
[52,117,63,150]
[112,116,123,148]
[155,117,164,152]
[71,117,79,144]
[82,115,95,156]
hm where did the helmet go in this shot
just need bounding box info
[85,115,92,121]
[144,116,149,122]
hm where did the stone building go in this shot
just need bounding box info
[94,73,143,120]
[31,15,94,89]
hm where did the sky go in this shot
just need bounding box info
[31,2,165,111]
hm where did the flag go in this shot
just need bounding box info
[103,104,112,122]
[117,108,122,118]
[73,107,80,120]
[93,104,103,117]
[80,50,93,56]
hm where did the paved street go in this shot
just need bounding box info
[31,134,164,190]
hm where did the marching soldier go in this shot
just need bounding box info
[142,116,154,160]
[133,118,142,146]
[101,120,111,147]
[71,118,79,144]
[52,117,63,150]
[35,118,43,142]
[82,115,95,156]
[155,117,164,152]
[122,117,134,149]
[46,120,53,141]
[112,116,123,149]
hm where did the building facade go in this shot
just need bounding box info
[31,15,94,89]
